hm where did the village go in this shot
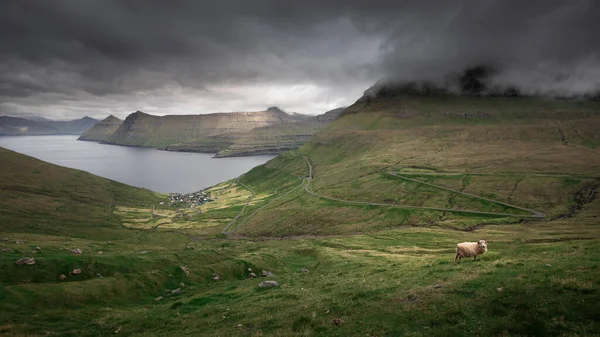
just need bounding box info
[166,190,214,207]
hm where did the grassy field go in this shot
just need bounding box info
[1,94,600,336]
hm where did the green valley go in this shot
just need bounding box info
[1,92,600,336]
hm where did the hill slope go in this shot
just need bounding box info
[0,147,162,238]
[78,115,123,141]
[206,93,600,237]
[1,93,599,336]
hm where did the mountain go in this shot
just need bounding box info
[0,116,99,135]
[45,116,99,134]
[166,107,345,156]
[1,89,599,336]
[96,107,343,156]
[222,90,600,237]
[316,107,344,123]
[211,108,344,157]
[102,108,295,148]
[78,115,123,141]
[0,116,60,135]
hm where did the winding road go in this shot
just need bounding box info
[301,156,545,219]
[223,153,548,235]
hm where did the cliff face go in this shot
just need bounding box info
[103,109,295,148]
[80,107,345,156]
[78,115,123,141]
[166,107,345,157]
[213,121,325,157]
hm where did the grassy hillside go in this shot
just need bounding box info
[209,95,599,237]
[1,93,600,336]
[213,121,326,157]
[0,147,163,238]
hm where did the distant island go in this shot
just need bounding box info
[0,116,99,136]
[78,107,344,157]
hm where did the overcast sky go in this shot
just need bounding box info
[1,1,598,120]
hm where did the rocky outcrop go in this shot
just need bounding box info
[78,115,123,141]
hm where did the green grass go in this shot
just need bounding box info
[1,94,600,336]
[2,220,599,336]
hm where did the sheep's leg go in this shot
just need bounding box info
[455,253,460,262]
[474,256,477,261]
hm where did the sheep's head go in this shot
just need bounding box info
[478,240,488,249]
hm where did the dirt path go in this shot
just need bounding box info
[223,154,551,235]
[388,172,545,218]
[221,178,257,234]
[228,177,307,234]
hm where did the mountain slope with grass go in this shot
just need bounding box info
[78,115,123,141]
[219,92,600,237]
[0,147,163,238]
[1,89,600,336]
[103,108,297,149]
[96,107,344,156]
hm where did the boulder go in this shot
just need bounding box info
[1,248,13,253]
[299,268,309,273]
[213,274,221,281]
[35,247,41,250]
[180,265,190,276]
[179,282,186,288]
[171,288,182,295]
[261,270,274,277]
[72,268,83,275]
[70,248,83,254]
[249,272,256,278]
[59,274,67,280]
[258,280,280,288]
[154,296,164,301]
[16,257,35,265]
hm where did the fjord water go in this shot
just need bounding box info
[0,135,274,193]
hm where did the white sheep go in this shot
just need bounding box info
[455,240,488,262]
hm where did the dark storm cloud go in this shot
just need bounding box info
[0,0,598,118]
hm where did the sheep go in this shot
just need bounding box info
[455,240,488,262]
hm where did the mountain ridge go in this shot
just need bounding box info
[0,116,99,135]
[81,107,344,156]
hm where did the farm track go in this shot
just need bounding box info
[223,153,553,235]
[301,156,546,219]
